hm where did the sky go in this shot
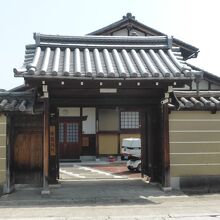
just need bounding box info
[0,0,220,90]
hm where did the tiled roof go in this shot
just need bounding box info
[172,91,220,110]
[14,34,194,80]
[0,90,35,113]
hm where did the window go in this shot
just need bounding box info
[120,111,139,129]
[59,123,64,143]
[59,122,79,143]
[66,122,79,143]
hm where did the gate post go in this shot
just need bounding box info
[161,103,171,190]
[41,88,50,195]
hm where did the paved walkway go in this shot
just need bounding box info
[59,163,141,180]
[1,163,220,219]
[0,179,169,206]
[0,185,220,219]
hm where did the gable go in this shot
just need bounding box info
[174,78,220,91]
[188,63,220,91]
[111,27,146,36]
[89,13,199,60]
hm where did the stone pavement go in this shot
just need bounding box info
[0,180,171,206]
[0,179,220,219]
[1,163,220,219]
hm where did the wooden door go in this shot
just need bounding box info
[14,131,43,185]
[59,119,81,159]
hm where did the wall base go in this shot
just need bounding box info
[171,176,220,193]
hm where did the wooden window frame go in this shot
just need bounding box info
[120,110,140,130]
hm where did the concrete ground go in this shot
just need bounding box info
[0,162,220,219]
[59,162,141,180]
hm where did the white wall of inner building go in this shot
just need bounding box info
[83,107,96,134]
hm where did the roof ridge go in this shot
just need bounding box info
[32,33,174,49]
[34,33,171,43]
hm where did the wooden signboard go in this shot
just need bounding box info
[50,126,56,156]
[82,136,89,147]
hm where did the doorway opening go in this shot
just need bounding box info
[56,105,163,184]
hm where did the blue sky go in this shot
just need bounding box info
[0,0,219,90]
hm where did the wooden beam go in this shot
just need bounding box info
[26,78,190,90]
[161,103,170,188]
[49,88,164,98]
[50,97,162,107]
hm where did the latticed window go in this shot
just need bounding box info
[120,111,139,129]
[59,122,79,143]
[66,123,79,143]
[59,123,64,143]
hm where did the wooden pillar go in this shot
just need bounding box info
[140,109,147,178]
[161,103,171,188]
[48,105,58,184]
[42,98,50,193]
[141,107,151,178]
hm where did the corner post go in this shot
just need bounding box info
[161,102,171,189]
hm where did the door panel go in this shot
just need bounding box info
[14,132,43,184]
[59,119,81,159]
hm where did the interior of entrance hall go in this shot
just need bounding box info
[58,107,141,161]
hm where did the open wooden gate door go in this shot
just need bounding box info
[14,131,43,185]
[141,105,163,183]
[59,118,81,160]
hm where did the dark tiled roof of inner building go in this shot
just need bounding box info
[14,34,195,80]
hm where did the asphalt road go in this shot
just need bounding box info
[0,193,220,219]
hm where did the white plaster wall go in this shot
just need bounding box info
[59,107,80,117]
[83,108,96,134]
